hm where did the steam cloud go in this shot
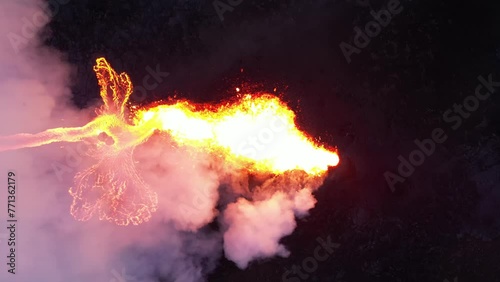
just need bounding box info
[0,1,332,281]
[223,189,317,269]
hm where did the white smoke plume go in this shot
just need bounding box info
[223,189,317,269]
[0,1,333,281]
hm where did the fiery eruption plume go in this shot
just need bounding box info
[0,57,339,226]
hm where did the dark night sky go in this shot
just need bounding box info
[44,0,500,281]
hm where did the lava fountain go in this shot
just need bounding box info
[0,57,339,226]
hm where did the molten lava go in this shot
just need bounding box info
[0,57,339,226]
[134,95,339,174]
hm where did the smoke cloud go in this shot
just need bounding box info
[223,189,317,269]
[0,1,333,281]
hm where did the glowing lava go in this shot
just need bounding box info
[134,95,339,174]
[69,58,159,226]
[0,57,339,225]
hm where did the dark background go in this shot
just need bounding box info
[45,0,500,281]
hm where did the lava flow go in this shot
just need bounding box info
[0,57,339,226]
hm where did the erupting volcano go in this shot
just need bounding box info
[0,57,339,226]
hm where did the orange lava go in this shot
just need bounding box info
[134,95,339,175]
[0,57,339,225]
